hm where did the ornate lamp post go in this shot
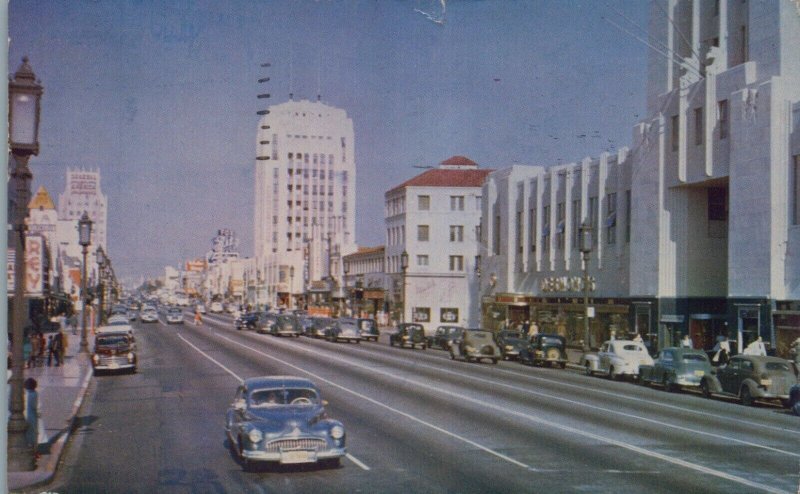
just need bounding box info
[400,250,409,324]
[579,221,593,352]
[96,246,106,324]
[342,259,350,316]
[289,266,295,310]
[7,55,43,472]
[79,211,93,353]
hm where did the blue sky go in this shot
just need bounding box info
[8,0,649,283]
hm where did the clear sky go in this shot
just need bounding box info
[8,0,649,284]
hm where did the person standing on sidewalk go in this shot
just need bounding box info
[24,377,41,455]
[26,333,41,369]
[46,335,55,366]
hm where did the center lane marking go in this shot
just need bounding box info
[212,332,793,494]
[176,333,371,471]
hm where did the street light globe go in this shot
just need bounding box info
[78,211,93,247]
[8,56,44,155]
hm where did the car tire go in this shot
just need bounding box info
[449,349,455,360]
[701,379,712,398]
[559,362,567,369]
[585,363,593,376]
[608,367,617,380]
[664,375,677,393]
[390,339,395,347]
[740,385,754,406]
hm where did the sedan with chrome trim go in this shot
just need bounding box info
[638,347,712,391]
[328,318,362,344]
[224,376,346,471]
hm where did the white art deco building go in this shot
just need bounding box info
[253,99,357,308]
[481,0,800,358]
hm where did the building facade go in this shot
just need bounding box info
[253,99,356,308]
[481,0,800,358]
[386,156,491,334]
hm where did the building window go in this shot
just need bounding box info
[529,209,536,252]
[449,225,464,242]
[418,225,430,242]
[741,25,748,63]
[493,215,501,255]
[671,114,679,152]
[606,193,617,245]
[449,255,464,272]
[694,107,704,146]
[417,255,429,266]
[450,195,464,211]
[516,211,523,254]
[708,187,727,221]
[475,196,482,210]
[718,100,728,140]
[625,190,631,243]
[418,195,430,210]
[793,155,800,225]
[542,205,550,253]
[556,202,565,250]
[572,200,581,250]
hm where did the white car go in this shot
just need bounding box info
[140,309,158,323]
[581,340,654,380]
[209,302,224,313]
[166,308,184,324]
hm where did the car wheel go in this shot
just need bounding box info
[664,375,677,393]
[608,367,617,380]
[740,385,754,406]
[449,349,455,360]
[356,340,360,344]
[701,379,712,398]
[238,439,252,472]
[559,362,567,369]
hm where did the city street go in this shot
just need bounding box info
[42,311,799,494]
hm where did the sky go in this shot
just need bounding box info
[8,0,650,284]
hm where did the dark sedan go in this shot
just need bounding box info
[389,323,427,349]
[519,333,568,368]
[427,325,464,351]
[496,330,526,361]
[639,347,712,391]
[700,355,798,407]
[224,376,346,471]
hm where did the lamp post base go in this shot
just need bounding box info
[7,415,36,471]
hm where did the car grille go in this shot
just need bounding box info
[96,355,130,366]
[768,376,794,395]
[265,438,327,452]
[480,345,495,356]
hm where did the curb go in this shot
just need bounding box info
[9,361,93,493]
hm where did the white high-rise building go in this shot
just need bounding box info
[57,168,108,252]
[253,99,356,308]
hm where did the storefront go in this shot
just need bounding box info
[773,301,800,359]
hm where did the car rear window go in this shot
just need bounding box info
[682,354,707,362]
[765,362,791,372]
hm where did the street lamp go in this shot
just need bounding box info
[579,221,593,352]
[343,259,350,316]
[400,250,409,323]
[7,55,43,472]
[289,266,295,310]
[96,246,106,324]
[79,211,93,353]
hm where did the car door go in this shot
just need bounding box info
[599,343,612,373]
[718,358,740,394]
[658,350,674,382]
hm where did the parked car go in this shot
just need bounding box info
[126,308,138,321]
[355,318,379,342]
[209,301,224,313]
[265,314,302,337]
[107,313,130,325]
[450,329,500,364]
[328,318,362,344]
[298,316,315,335]
[224,376,346,471]
[427,325,464,351]
[307,317,336,339]
[254,313,279,334]
[789,384,800,416]
[195,304,206,314]
[92,330,136,374]
[140,308,158,323]
[165,307,184,325]
[700,355,799,407]
[582,339,654,380]
[638,347,712,391]
[389,323,427,349]
[519,333,568,368]
[235,312,257,331]
[496,330,527,361]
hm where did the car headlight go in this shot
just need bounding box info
[330,425,344,439]
[760,378,772,387]
[505,345,513,351]
[465,345,476,353]
[402,335,410,340]
[248,428,263,443]
[92,354,99,363]
[127,352,134,362]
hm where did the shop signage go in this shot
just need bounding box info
[540,276,595,293]
[69,173,98,195]
[363,289,383,300]
[440,307,459,323]
[8,236,45,297]
[412,307,430,323]
[660,315,685,323]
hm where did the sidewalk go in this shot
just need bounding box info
[8,330,93,492]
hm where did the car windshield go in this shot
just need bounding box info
[765,362,791,372]
[339,321,358,331]
[539,336,563,346]
[614,343,646,353]
[502,331,523,339]
[682,354,708,362]
[96,335,130,347]
[249,388,320,407]
[169,309,181,314]
[468,331,491,340]
[108,320,130,326]
[404,325,423,332]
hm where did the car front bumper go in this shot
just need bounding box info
[242,446,346,463]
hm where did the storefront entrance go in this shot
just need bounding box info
[736,306,760,354]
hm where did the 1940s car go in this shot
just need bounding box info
[355,318,379,342]
[582,339,654,380]
[519,333,567,368]
[389,323,427,349]
[700,355,799,407]
[450,329,500,364]
[427,325,464,351]
[265,314,302,337]
[497,330,529,361]
[224,376,346,471]
[92,330,137,374]
[638,347,712,391]
[328,318,362,344]
[307,317,336,339]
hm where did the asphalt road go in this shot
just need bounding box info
[43,311,800,493]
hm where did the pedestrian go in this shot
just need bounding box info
[633,333,643,344]
[59,329,68,363]
[46,335,55,367]
[68,313,78,335]
[194,310,203,326]
[527,322,539,340]
[521,320,530,334]
[23,377,42,453]
[52,332,63,367]
[790,337,800,364]
[26,333,40,368]
[743,336,767,356]
[680,334,693,349]
[712,336,730,366]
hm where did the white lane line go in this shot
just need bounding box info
[236,333,800,458]
[214,334,532,471]
[217,333,794,494]
[176,332,370,471]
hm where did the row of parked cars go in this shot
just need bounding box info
[234,312,380,343]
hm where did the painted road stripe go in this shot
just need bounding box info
[217,332,793,494]
[177,333,370,471]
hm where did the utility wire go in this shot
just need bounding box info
[605,2,673,59]
[653,0,702,63]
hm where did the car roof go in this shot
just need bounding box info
[244,376,317,390]
[97,324,133,333]
[95,330,131,338]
